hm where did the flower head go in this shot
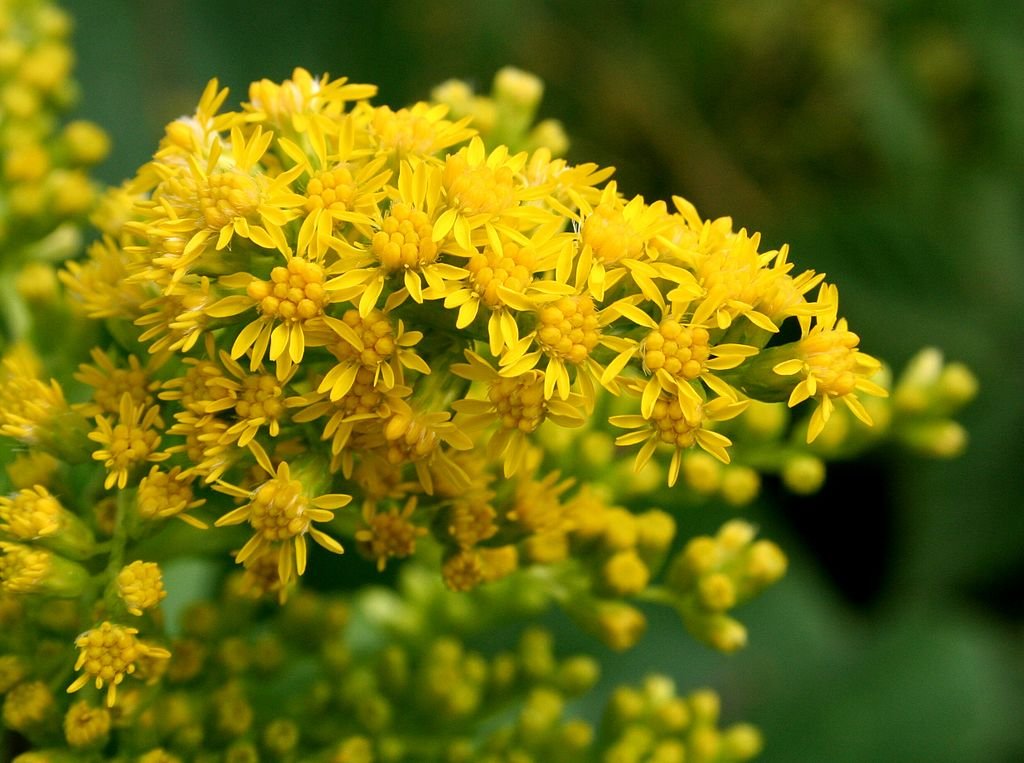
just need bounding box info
[67,621,171,706]
[214,441,350,584]
[611,393,749,486]
[64,700,112,749]
[116,561,167,616]
[88,393,168,489]
[355,497,426,571]
[770,285,888,442]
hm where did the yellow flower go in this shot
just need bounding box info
[74,347,163,420]
[355,497,426,571]
[611,393,749,486]
[0,485,62,540]
[446,494,499,549]
[88,393,167,490]
[506,469,574,536]
[573,182,674,301]
[362,100,474,163]
[164,411,236,484]
[379,399,473,494]
[67,621,171,707]
[60,235,149,320]
[134,275,218,355]
[214,441,350,585]
[64,700,111,749]
[288,367,410,457]
[116,561,167,616]
[602,550,651,597]
[0,350,82,451]
[135,466,207,529]
[244,67,376,134]
[452,351,584,476]
[432,136,544,250]
[0,541,51,593]
[276,112,391,260]
[521,147,613,216]
[314,308,430,400]
[216,350,293,447]
[3,680,54,732]
[601,303,757,417]
[499,291,620,404]
[4,451,60,490]
[772,285,888,442]
[442,221,573,356]
[441,548,485,592]
[157,339,237,419]
[141,120,297,285]
[326,159,468,315]
[207,256,340,379]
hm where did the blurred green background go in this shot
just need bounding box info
[60,0,1024,759]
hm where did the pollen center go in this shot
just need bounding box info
[305,166,356,213]
[250,477,309,540]
[488,371,546,433]
[246,259,327,322]
[200,170,260,229]
[651,396,703,448]
[371,203,437,272]
[333,309,395,368]
[801,329,862,397]
[467,240,534,308]
[643,320,710,381]
[234,374,285,425]
[75,623,140,686]
[582,202,643,264]
[536,295,600,365]
[444,155,516,217]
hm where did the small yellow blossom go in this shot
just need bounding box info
[68,621,171,707]
[0,541,51,593]
[611,393,749,486]
[244,68,377,132]
[64,700,111,749]
[0,352,78,449]
[214,441,350,584]
[74,348,163,419]
[207,256,341,379]
[117,561,167,616]
[88,393,168,489]
[442,548,485,592]
[3,680,54,732]
[380,399,474,494]
[355,497,427,571]
[574,182,673,301]
[452,351,584,476]
[215,351,292,446]
[0,485,62,540]
[363,100,474,162]
[314,307,430,400]
[135,465,208,528]
[770,285,888,442]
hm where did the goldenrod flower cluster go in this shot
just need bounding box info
[0,26,977,762]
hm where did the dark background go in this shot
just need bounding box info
[60,1,1024,759]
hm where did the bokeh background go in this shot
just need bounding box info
[59,0,1024,760]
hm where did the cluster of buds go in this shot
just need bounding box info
[602,676,762,763]
[665,520,787,652]
[0,578,762,762]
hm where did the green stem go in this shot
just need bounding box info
[100,488,133,613]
